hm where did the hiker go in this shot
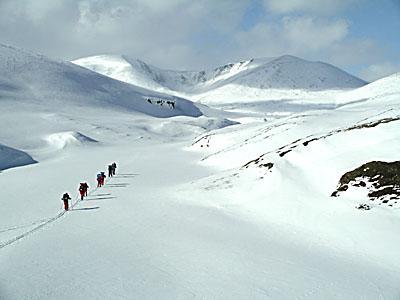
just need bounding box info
[112,162,117,175]
[79,183,86,200]
[100,172,106,186]
[82,182,89,196]
[108,165,113,177]
[97,173,102,187]
[61,193,71,211]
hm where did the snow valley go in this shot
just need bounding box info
[1,43,400,299]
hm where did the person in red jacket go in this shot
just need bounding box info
[100,172,106,186]
[82,182,89,196]
[97,173,102,187]
[61,193,71,211]
[79,183,86,200]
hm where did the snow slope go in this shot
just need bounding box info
[73,54,366,105]
[337,72,400,103]
[1,45,400,299]
[0,44,201,118]
[72,55,272,93]
[0,143,37,171]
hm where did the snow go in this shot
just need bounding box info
[0,143,37,171]
[336,72,400,103]
[73,54,367,105]
[72,55,271,94]
[0,43,202,118]
[45,131,98,150]
[1,44,400,299]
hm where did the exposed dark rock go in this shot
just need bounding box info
[241,155,273,172]
[259,163,274,170]
[303,138,318,146]
[357,204,371,210]
[332,161,400,207]
[279,150,291,157]
[346,117,400,131]
[354,181,366,187]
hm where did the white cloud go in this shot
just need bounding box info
[359,62,400,82]
[281,17,348,51]
[235,16,350,58]
[0,0,395,76]
[0,0,250,69]
[233,15,390,80]
[263,0,358,14]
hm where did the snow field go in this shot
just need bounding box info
[1,43,400,299]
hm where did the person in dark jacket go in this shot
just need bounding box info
[108,165,113,177]
[61,193,71,211]
[100,172,106,186]
[112,162,117,175]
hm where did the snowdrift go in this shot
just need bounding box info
[45,131,98,150]
[0,143,37,171]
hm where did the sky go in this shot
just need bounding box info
[0,0,399,81]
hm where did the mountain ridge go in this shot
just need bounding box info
[0,43,202,118]
[72,54,367,98]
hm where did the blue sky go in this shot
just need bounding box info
[0,0,398,81]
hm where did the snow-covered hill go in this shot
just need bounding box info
[73,54,367,104]
[2,44,400,299]
[72,55,272,93]
[0,43,209,173]
[337,72,400,103]
[227,55,366,90]
[0,44,201,118]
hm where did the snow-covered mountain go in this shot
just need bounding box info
[73,54,367,103]
[2,43,400,299]
[72,55,272,93]
[0,44,201,118]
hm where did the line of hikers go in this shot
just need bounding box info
[61,162,117,211]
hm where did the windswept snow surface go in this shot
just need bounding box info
[0,44,202,118]
[1,46,400,299]
[73,54,367,105]
[72,55,273,94]
[45,131,98,150]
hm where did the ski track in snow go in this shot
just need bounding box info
[2,44,400,299]
[0,174,132,250]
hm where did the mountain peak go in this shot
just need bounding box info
[72,53,367,97]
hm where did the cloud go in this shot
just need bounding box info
[0,0,396,77]
[233,15,391,81]
[234,16,350,58]
[263,0,358,14]
[359,62,400,82]
[281,16,348,51]
[0,0,250,69]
